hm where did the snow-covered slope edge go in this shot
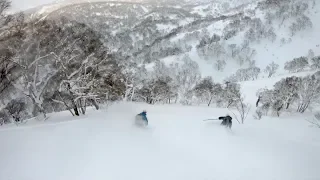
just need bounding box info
[0,102,319,180]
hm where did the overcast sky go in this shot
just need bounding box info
[11,0,56,12]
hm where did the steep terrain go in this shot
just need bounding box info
[1,2,320,179]
[25,0,319,82]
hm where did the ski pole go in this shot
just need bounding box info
[203,119,219,121]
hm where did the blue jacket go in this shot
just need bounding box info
[138,112,148,121]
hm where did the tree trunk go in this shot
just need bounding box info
[124,88,131,101]
[73,107,79,116]
[302,103,309,113]
[72,101,79,116]
[298,102,310,113]
[276,104,284,117]
[80,100,86,115]
[256,96,261,107]
[90,99,99,110]
[130,87,135,101]
[208,96,213,107]
[286,102,290,109]
[227,100,233,108]
[30,98,46,119]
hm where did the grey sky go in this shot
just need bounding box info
[11,0,56,12]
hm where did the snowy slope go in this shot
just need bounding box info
[153,0,320,82]
[1,102,320,180]
[22,0,320,84]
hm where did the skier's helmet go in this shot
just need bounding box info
[143,110,147,113]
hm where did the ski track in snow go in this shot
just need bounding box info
[1,102,320,180]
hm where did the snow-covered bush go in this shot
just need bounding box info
[253,108,263,120]
[306,112,320,128]
[0,110,10,125]
[5,99,27,123]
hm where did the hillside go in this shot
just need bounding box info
[1,1,320,179]
[1,0,320,130]
[22,0,318,83]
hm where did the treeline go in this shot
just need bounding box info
[256,72,320,117]
[226,50,319,83]
[0,0,247,125]
[0,0,126,123]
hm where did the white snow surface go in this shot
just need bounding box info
[1,102,320,180]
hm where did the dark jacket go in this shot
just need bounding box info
[138,112,148,122]
[218,115,232,128]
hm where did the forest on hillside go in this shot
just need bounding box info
[1,0,320,125]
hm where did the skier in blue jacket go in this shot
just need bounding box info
[136,110,148,126]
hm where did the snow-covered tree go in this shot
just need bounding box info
[297,75,320,113]
[307,49,315,60]
[4,17,117,117]
[265,12,275,25]
[311,56,320,70]
[214,59,226,71]
[289,15,313,36]
[274,76,301,110]
[306,112,320,128]
[8,19,61,118]
[175,55,201,103]
[137,76,174,104]
[222,82,250,124]
[0,109,10,125]
[247,66,261,80]
[227,66,260,82]
[220,82,241,108]
[266,27,277,42]
[0,0,24,95]
[256,87,288,117]
[256,88,276,115]
[5,98,27,123]
[244,28,256,42]
[194,77,221,106]
[284,56,309,73]
[228,44,238,58]
[236,40,256,66]
[264,61,279,78]
[123,63,148,101]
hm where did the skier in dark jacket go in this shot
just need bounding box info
[136,110,148,126]
[218,115,232,129]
